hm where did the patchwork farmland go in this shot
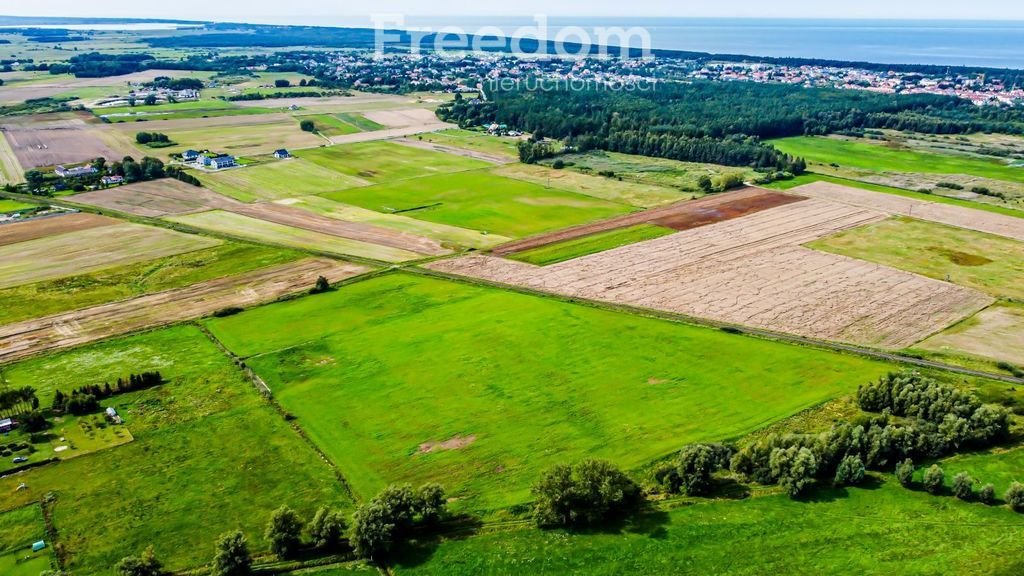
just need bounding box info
[1,113,123,169]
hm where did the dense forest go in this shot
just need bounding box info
[439,81,1024,171]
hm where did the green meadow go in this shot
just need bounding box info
[0,506,51,576]
[321,171,633,237]
[296,141,490,185]
[200,157,369,202]
[808,216,1024,300]
[298,114,362,137]
[0,199,35,213]
[509,224,676,265]
[416,129,521,158]
[772,136,1024,184]
[204,273,890,514]
[395,480,1024,575]
[0,326,350,575]
[336,112,385,132]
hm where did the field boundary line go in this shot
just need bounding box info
[408,266,1024,386]
[194,322,361,503]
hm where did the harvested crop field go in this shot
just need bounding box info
[363,108,444,129]
[918,303,1024,365]
[430,199,993,349]
[493,163,686,208]
[70,180,236,217]
[0,213,117,246]
[492,187,802,256]
[109,113,325,157]
[0,258,369,363]
[166,210,426,262]
[791,181,1024,242]
[0,222,220,289]
[1,114,122,169]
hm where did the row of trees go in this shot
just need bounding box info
[52,372,163,415]
[897,460,1024,511]
[730,373,1010,498]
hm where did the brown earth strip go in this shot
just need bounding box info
[0,258,370,364]
[492,187,801,256]
[0,213,118,247]
[70,180,238,217]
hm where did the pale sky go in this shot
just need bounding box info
[2,1,1024,23]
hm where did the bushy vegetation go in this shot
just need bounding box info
[115,546,163,576]
[731,373,1010,499]
[653,444,732,496]
[350,483,449,560]
[532,459,640,527]
[135,132,172,146]
[52,372,163,415]
[212,530,252,576]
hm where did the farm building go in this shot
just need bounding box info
[55,165,98,178]
[0,418,15,433]
[273,149,291,159]
[101,175,124,186]
[105,407,123,424]
[182,150,201,162]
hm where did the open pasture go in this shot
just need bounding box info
[166,210,425,262]
[362,107,445,129]
[546,150,756,192]
[296,140,488,184]
[773,135,1024,185]
[0,257,368,364]
[431,198,993,349]
[0,242,301,326]
[203,273,890,512]
[508,224,676,266]
[110,113,325,157]
[200,157,370,202]
[1,113,122,169]
[322,170,633,238]
[0,221,220,289]
[809,216,1024,300]
[491,187,800,256]
[296,113,362,137]
[395,480,1024,576]
[0,326,352,575]
[280,195,512,250]
[494,163,687,207]
[0,506,51,576]
[793,181,1024,241]
[415,129,521,160]
[0,199,36,213]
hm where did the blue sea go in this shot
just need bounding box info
[258,16,1024,69]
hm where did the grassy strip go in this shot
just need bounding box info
[336,112,384,132]
[508,224,676,265]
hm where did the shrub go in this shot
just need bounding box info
[770,446,818,498]
[895,459,914,488]
[834,455,866,487]
[115,546,162,576]
[923,465,945,495]
[1005,482,1024,512]
[656,444,731,496]
[300,119,316,132]
[416,483,447,524]
[952,472,974,500]
[308,506,346,551]
[265,505,304,559]
[212,530,251,576]
[310,275,331,294]
[552,159,565,169]
[350,483,449,559]
[979,484,996,505]
[532,459,640,527]
[936,182,964,190]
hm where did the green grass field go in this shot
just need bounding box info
[297,114,362,137]
[166,210,424,262]
[285,195,512,250]
[0,243,301,326]
[544,150,754,194]
[416,129,521,158]
[808,216,1024,300]
[394,479,1024,575]
[937,445,1024,496]
[200,158,370,202]
[0,505,51,576]
[203,273,890,514]
[772,136,1024,184]
[493,164,686,208]
[336,112,385,132]
[296,141,489,186]
[509,225,676,265]
[0,326,351,575]
[321,171,633,238]
[0,199,35,213]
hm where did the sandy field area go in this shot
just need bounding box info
[0,258,370,363]
[429,198,992,349]
[0,213,118,246]
[919,304,1024,365]
[791,181,1024,242]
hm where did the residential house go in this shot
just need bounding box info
[182,150,201,162]
[101,175,124,186]
[209,155,237,170]
[0,418,15,433]
[273,149,291,159]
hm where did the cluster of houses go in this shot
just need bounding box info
[181,149,238,170]
[53,165,124,187]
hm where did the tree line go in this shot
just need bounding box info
[52,372,163,416]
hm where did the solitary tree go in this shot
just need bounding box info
[308,506,347,551]
[311,275,331,294]
[895,459,915,488]
[979,484,996,505]
[212,530,252,576]
[300,119,316,133]
[265,505,304,559]
[834,455,866,487]
[952,472,974,501]
[923,465,945,495]
[115,545,162,576]
[1005,482,1024,512]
